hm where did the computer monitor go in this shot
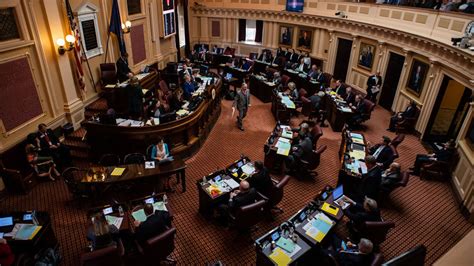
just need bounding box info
[145,197,155,204]
[236,161,244,168]
[225,73,233,80]
[333,185,343,200]
[200,65,209,76]
[271,231,280,241]
[0,216,13,228]
[102,207,113,215]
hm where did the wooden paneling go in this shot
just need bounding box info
[131,24,146,64]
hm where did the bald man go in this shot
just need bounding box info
[217,180,257,226]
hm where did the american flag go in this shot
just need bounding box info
[65,0,85,92]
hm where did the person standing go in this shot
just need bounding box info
[127,76,144,119]
[116,52,133,82]
[366,72,382,103]
[233,83,250,131]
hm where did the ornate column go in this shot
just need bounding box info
[325,29,336,74]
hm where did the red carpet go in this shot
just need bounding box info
[1,96,472,265]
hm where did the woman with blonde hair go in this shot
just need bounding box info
[86,212,119,250]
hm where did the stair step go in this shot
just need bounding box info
[63,139,90,151]
[66,128,86,141]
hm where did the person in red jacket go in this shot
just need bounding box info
[0,238,15,266]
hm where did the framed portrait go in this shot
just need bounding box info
[358,43,375,70]
[279,25,293,47]
[297,28,312,52]
[406,59,429,96]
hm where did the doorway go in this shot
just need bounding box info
[424,75,472,142]
[175,0,190,59]
[333,38,352,83]
[379,52,405,110]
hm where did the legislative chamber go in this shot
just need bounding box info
[0,0,473,265]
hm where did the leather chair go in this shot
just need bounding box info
[380,172,410,202]
[223,47,235,56]
[361,99,376,122]
[420,151,460,181]
[100,63,117,86]
[99,154,120,166]
[229,198,267,233]
[326,252,383,266]
[136,227,176,265]
[123,153,146,165]
[298,145,327,178]
[390,134,405,148]
[62,167,90,199]
[264,175,291,215]
[322,73,333,86]
[395,107,420,133]
[300,89,313,117]
[281,75,290,88]
[359,220,395,247]
[80,239,124,266]
[249,52,258,60]
[310,125,323,148]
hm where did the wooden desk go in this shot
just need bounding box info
[1,212,58,257]
[249,74,277,103]
[252,60,279,75]
[337,131,368,195]
[263,124,294,174]
[255,226,312,265]
[283,69,321,96]
[87,204,131,231]
[83,73,222,161]
[271,93,294,124]
[223,65,249,86]
[324,95,354,132]
[80,159,187,192]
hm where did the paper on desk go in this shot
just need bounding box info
[136,73,150,80]
[105,84,116,89]
[340,107,352,113]
[359,161,368,174]
[349,150,366,161]
[269,247,292,266]
[153,201,168,212]
[111,168,126,176]
[350,133,363,139]
[276,237,296,253]
[118,119,132,127]
[281,129,293,139]
[352,137,365,145]
[223,178,240,190]
[305,226,325,242]
[277,147,290,156]
[278,138,290,143]
[176,109,189,116]
[14,224,41,240]
[315,212,333,225]
[132,209,147,222]
[105,215,123,229]
[241,164,255,175]
[145,161,155,169]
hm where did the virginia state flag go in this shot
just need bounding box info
[109,0,126,55]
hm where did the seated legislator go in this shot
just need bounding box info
[134,203,171,243]
[410,140,456,176]
[334,80,347,98]
[272,72,282,86]
[294,58,309,73]
[307,65,323,81]
[344,197,381,234]
[291,122,310,145]
[37,123,71,168]
[325,237,375,266]
[116,52,133,82]
[309,91,324,111]
[283,82,299,100]
[150,137,170,161]
[87,213,120,251]
[26,134,59,181]
[241,59,252,71]
[182,74,196,101]
[381,162,402,191]
[344,87,356,105]
[348,95,367,129]
[127,76,145,119]
[169,88,184,112]
[258,50,273,63]
[368,136,395,169]
[285,135,313,174]
[152,100,165,118]
[0,238,14,266]
[249,161,273,196]
[354,155,382,201]
[387,100,417,132]
[217,180,257,226]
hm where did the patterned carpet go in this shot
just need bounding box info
[1,95,472,265]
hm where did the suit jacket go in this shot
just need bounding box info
[345,203,381,227]
[183,81,195,100]
[335,84,347,98]
[435,148,455,163]
[344,92,355,105]
[367,75,382,89]
[359,165,382,200]
[116,57,131,82]
[381,171,402,189]
[402,105,416,119]
[289,53,299,63]
[229,188,257,210]
[337,251,374,266]
[127,84,144,115]
[135,210,171,243]
[37,129,60,151]
[250,168,273,196]
[354,100,367,115]
[233,90,250,111]
[369,144,394,169]
[294,137,313,162]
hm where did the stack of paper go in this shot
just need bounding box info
[276,139,291,156]
[280,96,295,109]
[349,150,366,161]
[241,164,256,175]
[105,215,123,229]
[269,247,292,266]
[340,107,353,113]
[281,128,293,139]
[111,168,126,176]
[321,202,340,216]
[176,109,189,116]
[302,212,334,243]
[14,224,42,240]
[223,178,240,190]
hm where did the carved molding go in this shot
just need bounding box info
[191,7,474,80]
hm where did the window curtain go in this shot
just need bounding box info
[255,20,263,43]
[238,19,246,42]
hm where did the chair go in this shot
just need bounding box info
[299,89,313,117]
[359,220,395,247]
[99,154,120,167]
[298,145,327,178]
[395,107,420,133]
[326,252,383,266]
[136,227,177,265]
[123,153,146,164]
[100,63,117,86]
[80,239,124,266]
[264,175,291,215]
[361,99,376,123]
[62,167,90,199]
[229,198,267,234]
[249,52,258,60]
[390,134,405,148]
[420,151,460,181]
[380,172,410,202]
[281,75,290,88]
[145,145,154,161]
[310,125,323,148]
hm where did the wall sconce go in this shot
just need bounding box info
[57,34,75,55]
[121,21,131,34]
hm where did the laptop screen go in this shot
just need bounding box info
[236,161,243,168]
[225,73,232,80]
[271,231,280,241]
[333,185,343,200]
[0,217,13,227]
[102,207,113,215]
[145,197,155,204]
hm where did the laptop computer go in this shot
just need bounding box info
[225,73,233,81]
[0,216,14,233]
[333,185,351,210]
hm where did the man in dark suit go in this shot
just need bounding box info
[334,80,346,98]
[250,161,273,196]
[134,203,171,243]
[344,197,381,232]
[182,74,196,101]
[294,58,309,73]
[381,162,402,191]
[307,65,318,79]
[127,76,144,119]
[348,95,366,129]
[368,136,395,169]
[387,101,417,131]
[285,136,313,174]
[232,83,250,131]
[217,180,257,226]
[116,52,133,82]
[366,72,382,103]
[344,87,356,105]
[298,31,311,48]
[410,140,456,176]
[325,237,375,266]
[37,123,71,168]
[356,155,382,201]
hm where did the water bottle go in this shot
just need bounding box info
[163,194,168,205]
[118,206,124,217]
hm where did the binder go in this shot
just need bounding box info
[321,202,340,217]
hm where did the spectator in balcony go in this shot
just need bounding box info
[458,0,474,13]
[439,0,456,10]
